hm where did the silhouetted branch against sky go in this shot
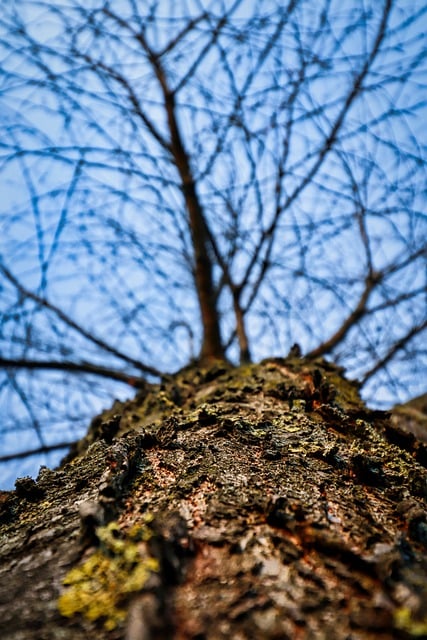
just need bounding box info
[0,0,426,479]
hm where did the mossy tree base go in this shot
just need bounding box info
[1,358,426,639]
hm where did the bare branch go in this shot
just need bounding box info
[0,263,161,377]
[0,442,73,464]
[0,357,149,388]
[134,26,224,361]
[239,0,394,302]
[306,274,379,359]
[361,320,427,385]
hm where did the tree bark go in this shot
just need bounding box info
[1,358,426,639]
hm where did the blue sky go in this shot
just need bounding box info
[0,0,426,488]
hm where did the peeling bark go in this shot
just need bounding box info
[1,359,426,639]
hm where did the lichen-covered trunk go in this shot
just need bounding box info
[0,358,426,640]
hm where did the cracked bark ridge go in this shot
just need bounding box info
[0,358,426,639]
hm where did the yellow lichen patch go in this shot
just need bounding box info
[58,520,159,630]
[394,607,427,637]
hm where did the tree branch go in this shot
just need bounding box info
[0,358,149,388]
[0,262,161,377]
[134,31,224,362]
[0,441,74,464]
[306,273,379,359]
[361,319,427,385]
[239,0,393,306]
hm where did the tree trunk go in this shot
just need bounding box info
[1,358,426,640]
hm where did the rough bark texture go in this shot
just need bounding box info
[1,358,426,640]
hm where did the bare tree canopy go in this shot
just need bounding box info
[0,0,426,477]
